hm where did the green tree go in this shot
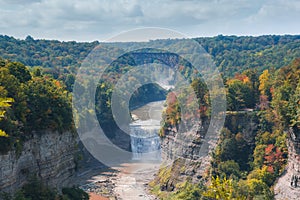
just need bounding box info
[253,144,267,169]
[171,181,203,200]
[227,79,254,110]
[217,160,241,179]
[62,187,89,200]
[25,77,72,131]
[19,178,56,200]
[6,62,31,83]
[247,166,275,187]
[289,82,300,128]
[65,74,75,92]
[219,138,237,161]
[239,178,273,199]
[203,176,246,200]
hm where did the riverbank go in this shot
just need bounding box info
[76,100,165,199]
[113,162,160,200]
[89,192,110,200]
[77,161,160,199]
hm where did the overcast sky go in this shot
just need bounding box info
[0,0,299,41]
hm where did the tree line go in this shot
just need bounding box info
[153,57,300,199]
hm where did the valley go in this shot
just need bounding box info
[0,34,299,200]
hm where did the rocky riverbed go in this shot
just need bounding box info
[75,101,165,199]
[76,162,160,200]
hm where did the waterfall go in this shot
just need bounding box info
[130,120,161,161]
[129,100,165,161]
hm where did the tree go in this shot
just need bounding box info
[0,97,13,137]
[62,187,89,200]
[264,144,285,174]
[259,70,271,97]
[171,181,203,200]
[6,62,31,83]
[25,77,72,131]
[31,67,42,77]
[227,79,254,110]
[217,160,241,179]
[65,74,75,92]
[203,176,246,200]
[243,69,259,95]
[289,82,300,128]
[241,178,273,199]
[219,138,237,161]
[247,166,275,187]
[253,144,267,168]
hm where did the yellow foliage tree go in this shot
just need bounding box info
[203,176,246,200]
[259,69,270,96]
[0,97,13,137]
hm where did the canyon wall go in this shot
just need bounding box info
[157,111,258,191]
[275,128,300,199]
[160,119,210,189]
[0,131,77,193]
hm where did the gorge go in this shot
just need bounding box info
[0,35,299,200]
[0,131,77,193]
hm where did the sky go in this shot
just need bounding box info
[0,0,299,42]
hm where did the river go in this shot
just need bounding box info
[112,100,164,199]
[77,100,165,200]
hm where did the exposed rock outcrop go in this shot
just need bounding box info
[224,111,258,145]
[158,118,211,189]
[157,111,258,191]
[0,131,77,193]
[275,128,300,199]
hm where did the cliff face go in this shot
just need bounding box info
[160,119,210,187]
[157,111,257,191]
[0,131,77,193]
[224,111,258,145]
[275,128,300,199]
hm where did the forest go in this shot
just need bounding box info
[1,34,300,78]
[153,58,300,199]
[0,34,300,199]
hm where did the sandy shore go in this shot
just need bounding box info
[76,161,160,200]
[112,162,160,200]
[89,192,110,200]
[76,101,164,199]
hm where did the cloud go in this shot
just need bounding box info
[247,0,300,22]
[0,0,41,4]
[240,0,300,35]
[0,0,298,41]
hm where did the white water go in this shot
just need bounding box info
[130,101,164,161]
[130,122,161,160]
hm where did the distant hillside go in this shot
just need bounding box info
[1,35,300,77]
[0,35,98,70]
[196,35,300,76]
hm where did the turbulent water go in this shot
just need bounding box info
[130,101,165,161]
[78,101,165,200]
[130,122,161,160]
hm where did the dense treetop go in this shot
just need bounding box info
[153,57,300,199]
[196,35,300,76]
[0,58,73,153]
[0,35,98,69]
[1,34,300,78]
